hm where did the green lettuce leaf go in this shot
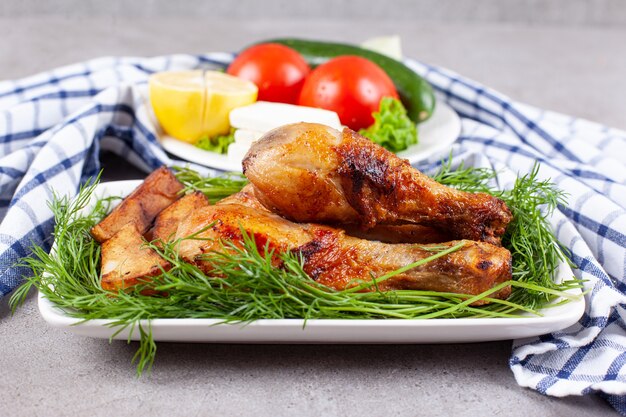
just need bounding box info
[359,97,418,152]
[195,129,236,154]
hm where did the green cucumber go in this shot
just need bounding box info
[259,38,436,123]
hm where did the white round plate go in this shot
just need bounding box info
[159,101,462,172]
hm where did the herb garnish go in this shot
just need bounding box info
[359,97,418,152]
[195,129,236,154]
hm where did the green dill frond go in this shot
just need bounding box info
[172,166,248,203]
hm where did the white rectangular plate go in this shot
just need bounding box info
[38,180,585,343]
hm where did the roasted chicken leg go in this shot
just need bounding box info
[173,192,512,301]
[243,123,512,245]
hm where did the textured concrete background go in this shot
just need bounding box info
[0,1,624,416]
[2,0,626,26]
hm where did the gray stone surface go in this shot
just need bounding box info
[0,13,623,417]
[2,0,626,26]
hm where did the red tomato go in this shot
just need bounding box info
[298,56,398,130]
[227,43,311,104]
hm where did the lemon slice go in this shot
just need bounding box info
[149,70,258,144]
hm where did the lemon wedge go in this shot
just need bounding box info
[149,70,258,144]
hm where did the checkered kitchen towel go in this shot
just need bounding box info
[1,53,625,413]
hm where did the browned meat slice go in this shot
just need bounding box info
[91,166,184,243]
[100,223,169,291]
[243,123,512,245]
[149,191,209,243]
[173,201,512,302]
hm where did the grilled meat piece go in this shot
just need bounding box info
[91,166,184,243]
[148,191,210,243]
[173,199,512,302]
[243,123,512,245]
[100,191,208,291]
[100,223,169,291]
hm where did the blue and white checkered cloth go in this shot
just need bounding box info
[1,53,625,413]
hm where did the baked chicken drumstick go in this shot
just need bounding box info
[172,188,512,302]
[243,123,512,245]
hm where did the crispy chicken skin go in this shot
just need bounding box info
[173,198,512,301]
[91,166,184,243]
[148,191,210,243]
[243,123,512,245]
[100,223,169,291]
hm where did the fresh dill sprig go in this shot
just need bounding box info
[172,166,248,203]
[431,158,497,193]
[11,164,581,376]
[498,165,570,308]
[9,174,109,312]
